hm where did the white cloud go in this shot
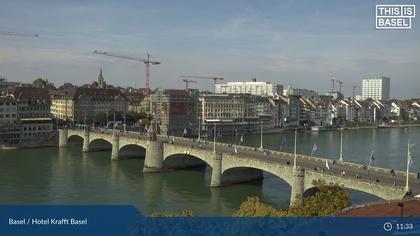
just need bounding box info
[0,47,106,66]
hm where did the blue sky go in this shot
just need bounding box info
[0,0,419,98]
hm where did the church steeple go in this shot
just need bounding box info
[97,67,106,88]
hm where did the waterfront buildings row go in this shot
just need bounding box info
[1,71,418,141]
[0,87,54,146]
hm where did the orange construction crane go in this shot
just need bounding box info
[0,32,39,37]
[93,50,160,93]
[179,75,223,91]
[343,85,360,99]
[182,79,197,90]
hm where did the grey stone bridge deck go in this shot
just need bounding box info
[59,129,419,207]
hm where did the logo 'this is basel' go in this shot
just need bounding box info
[376,5,416,29]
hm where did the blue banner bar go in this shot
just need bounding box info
[1,205,420,236]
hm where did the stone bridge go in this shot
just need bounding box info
[59,129,415,207]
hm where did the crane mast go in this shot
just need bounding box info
[179,75,223,91]
[93,50,160,93]
[182,79,197,90]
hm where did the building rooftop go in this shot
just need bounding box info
[13,87,50,102]
[336,198,420,217]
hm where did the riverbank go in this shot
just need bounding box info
[345,123,420,130]
[0,142,57,150]
[0,132,58,150]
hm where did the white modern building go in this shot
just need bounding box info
[214,80,283,97]
[283,85,319,98]
[361,76,390,100]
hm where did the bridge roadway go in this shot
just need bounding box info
[59,129,419,207]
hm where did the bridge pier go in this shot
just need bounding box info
[111,135,120,160]
[210,153,222,187]
[82,131,90,153]
[58,129,68,147]
[143,141,164,173]
[290,167,305,208]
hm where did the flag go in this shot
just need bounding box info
[370,151,375,161]
[240,134,244,144]
[409,153,414,167]
[311,144,319,156]
[368,151,375,168]
[279,137,286,151]
[234,145,238,154]
[325,159,330,170]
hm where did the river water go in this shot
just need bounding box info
[0,127,418,216]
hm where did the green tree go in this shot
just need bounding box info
[32,78,55,89]
[233,179,350,217]
[126,111,147,124]
[150,210,194,217]
[108,109,123,121]
[233,196,285,217]
[288,179,350,216]
[401,111,410,122]
[95,112,107,124]
[33,78,46,88]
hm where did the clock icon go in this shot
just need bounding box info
[384,222,393,232]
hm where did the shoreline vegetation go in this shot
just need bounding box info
[151,179,350,217]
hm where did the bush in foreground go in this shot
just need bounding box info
[233,179,350,217]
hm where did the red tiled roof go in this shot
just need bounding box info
[337,198,420,217]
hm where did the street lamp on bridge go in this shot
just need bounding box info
[339,128,344,163]
[405,139,415,192]
[213,122,216,153]
[294,128,297,168]
[260,120,264,150]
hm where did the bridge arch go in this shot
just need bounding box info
[163,144,215,170]
[164,153,210,170]
[303,172,406,201]
[68,134,84,144]
[88,138,112,151]
[221,156,295,188]
[119,142,147,151]
[118,144,147,159]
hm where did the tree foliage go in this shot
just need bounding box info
[288,179,350,216]
[233,179,350,217]
[32,78,55,89]
[232,197,285,217]
[95,112,108,124]
[150,210,195,217]
[126,110,147,124]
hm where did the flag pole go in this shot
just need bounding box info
[260,120,263,149]
[339,128,344,163]
[198,116,201,141]
[294,128,297,168]
[405,139,411,192]
[213,122,216,153]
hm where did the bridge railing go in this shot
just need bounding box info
[68,129,416,178]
